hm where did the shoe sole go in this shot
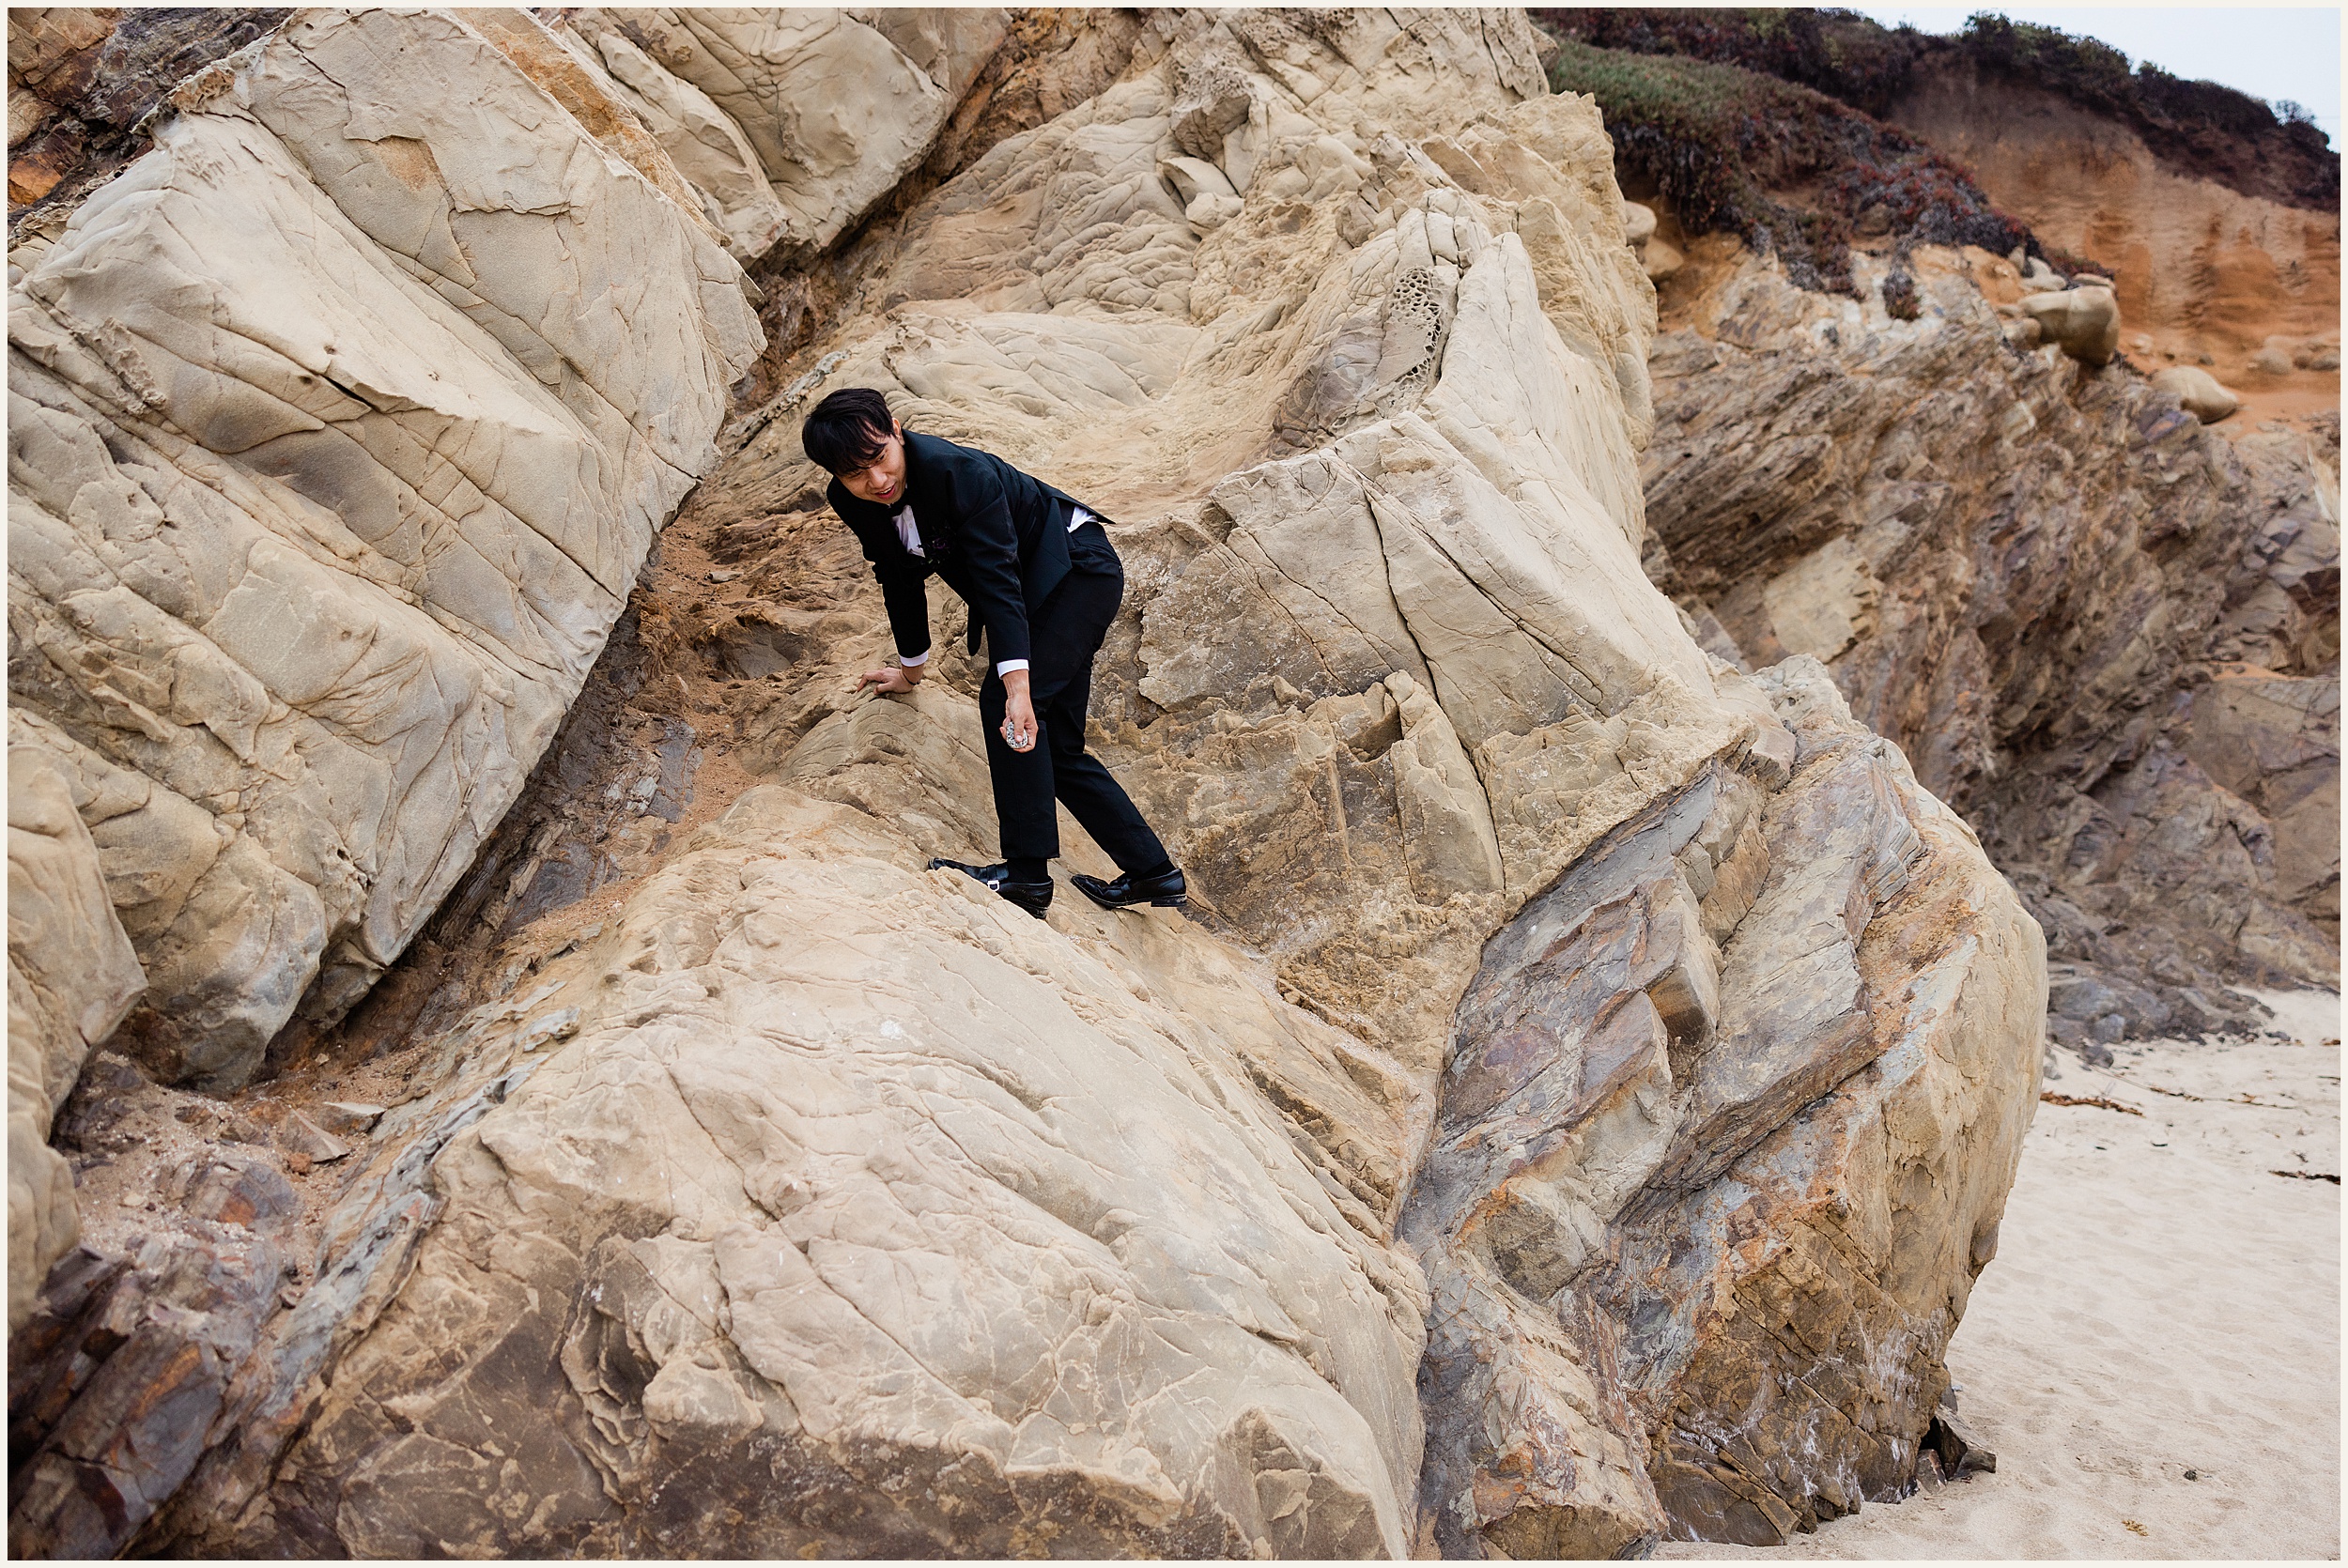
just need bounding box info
[1078,891,1188,911]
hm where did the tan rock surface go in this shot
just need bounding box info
[234,787,1433,1556]
[560,8,1009,262]
[7,8,761,1088]
[8,721,145,1331]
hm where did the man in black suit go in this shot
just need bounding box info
[800,387,1186,920]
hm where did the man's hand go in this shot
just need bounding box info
[857,662,924,697]
[1001,669,1038,753]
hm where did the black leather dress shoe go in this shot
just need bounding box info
[928,857,1052,918]
[1071,865,1187,911]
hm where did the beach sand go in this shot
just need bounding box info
[1660,989,2341,1561]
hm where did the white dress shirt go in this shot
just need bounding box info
[895,503,1094,676]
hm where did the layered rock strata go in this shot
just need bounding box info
[1640,242,2339,1037]
[7,8,291,223]
[1405,660,2041,1551]
[11,8,2047,1558]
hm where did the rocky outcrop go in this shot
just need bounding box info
[8,9,290,223]
[555,8,1010,264]
[1406,660,2040,1551]
[7,8,760,1094]
[5,9,761,1471]
[1641,241,2338,1033]
[10,8,2048,1558]
[192,788,1438,1557]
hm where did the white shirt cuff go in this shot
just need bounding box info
[900,648,930,667]
[995,658,1030,675]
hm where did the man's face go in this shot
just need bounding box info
[835,418,907,505]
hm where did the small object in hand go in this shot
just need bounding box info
[1001,720,1033,751]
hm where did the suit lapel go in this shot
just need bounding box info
[903,436,953,561]
[839,479,937,570]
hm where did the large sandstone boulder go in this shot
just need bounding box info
[7,8,762,1089]
[9,9,2046,1557]
[100,14,2047,1558]
[218,788,1434,1557]
[1407,659,2041,1551]
[5,9,763,1442]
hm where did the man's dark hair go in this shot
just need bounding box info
[802,387,896,474]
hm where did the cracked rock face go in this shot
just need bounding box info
[1641,244,2339,1029]
[9,8,2046,1558]
[1405,661,2042,1552]
[7,7,761,1096]
[558,8,1012,264]
[230,789,1435,1557]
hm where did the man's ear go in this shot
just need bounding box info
[892,418,904,440]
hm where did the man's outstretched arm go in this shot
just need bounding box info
[859,561,935,694]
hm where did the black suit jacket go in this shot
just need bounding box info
[826,431,1100,668]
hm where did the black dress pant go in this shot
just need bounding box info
[979,521,1167,872]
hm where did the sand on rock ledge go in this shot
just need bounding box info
[1660,989,2341,1560]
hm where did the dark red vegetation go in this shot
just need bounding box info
[1536,8,2337,213]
